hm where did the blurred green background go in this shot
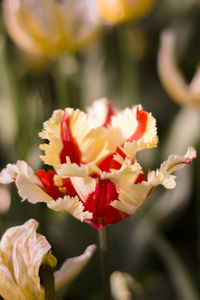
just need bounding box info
[0,0,200,299]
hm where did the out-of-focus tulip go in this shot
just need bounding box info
[110,271,144,300]
[0,185,11,214]
[97,0,155,24]
[0,99,196,230]
[0,218,96,299]
[3,0,100,57]
[0,219,52,300]
[158,29,200,107]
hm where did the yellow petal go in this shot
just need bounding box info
[98,0,155,24]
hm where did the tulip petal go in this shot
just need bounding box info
[0,219,51,300]
[54,244,96,291]
[111,147,196,214]
[47,195,93,221]
[0,264,27,300]
[87,98,115,128]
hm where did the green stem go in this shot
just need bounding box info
[40,264,55,300]
[52,58,69,109]
[98,227,112,300]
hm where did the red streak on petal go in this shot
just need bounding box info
[84,179,128,229]
[62,177,78,197]
[129,108,148,142]
[116,147,126,159]
[102,100,115,128]
[134,173,146,184]
[36,169,62,200]
[97,154,122,172]
[60,110,81,165]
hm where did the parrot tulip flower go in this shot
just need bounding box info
[0,99,196,230]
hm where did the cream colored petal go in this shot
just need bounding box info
[158,29,189,106]
[122,113,158,160]
[110,106,138,141]
[67,109,115,164]
[101,158,142,189]
[111,147,196,215]
[139,113,158,148]
[47,196,92,221]
[0,163,20,184]
[0,264,26,300]
[54,244,96,291]
[16,173,53,204]
[0,219,51,300]
[70,176,96,203]
[39,109,64,167]
[87,98,114,128]
[57,159,100,177]
[0,160,54,204]
[39,107,111,167]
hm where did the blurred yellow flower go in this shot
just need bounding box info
[158,29,200,107]
[3,0,100,57]
[97,0,155,24]
[0,219,96,299]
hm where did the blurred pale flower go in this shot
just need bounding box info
[158,29,200,107]
[0,219,51,300]
[0,99,196,230]
[0,218,96,299]
[0,185,11,214]
[97,0,155,24]
[110,271,144,300]
[3,0,100,57]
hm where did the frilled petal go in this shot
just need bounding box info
[0,219,51,300]
[54,244,96,291]
[56,159,100,177]
[110,105,158,147]
[39,109,64,166]
[101,158,143,189]
[47,195,93,221]
[111,147,196,215]
[40,107,112,168]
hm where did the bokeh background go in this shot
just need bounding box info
[0,0,200,299]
